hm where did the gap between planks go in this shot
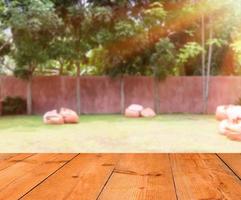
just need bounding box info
[21,154,121,200]
[19,154,80,199]
[0,154,240,200]
[0,154,78,200]
[217,153,241,180]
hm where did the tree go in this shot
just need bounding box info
[176,41,203,75]
[0,31,11,73]
[4,0,62,114]
[199,0,236,112]
[63,4,94,114]
[231,38,241,74]
[0,11,12,75]
[226,1,241,75]
[1,0,241,116]
[150,38,176,113]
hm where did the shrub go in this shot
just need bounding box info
[2,96,27,115]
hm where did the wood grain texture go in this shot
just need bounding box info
[98,154,177,200]
[0,154,18,162]
[0,154,34,171]
[22,154,120,200]
[0,154,76,200]
[170,154,241,200]
[218,153,241,180]
[0,154,240,200]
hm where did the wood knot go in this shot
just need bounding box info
[102,163,114,167]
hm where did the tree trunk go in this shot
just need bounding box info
[59,64,63,76]
[26,77,32,115]
[59,59,64,75]
[120,75,125,114]
[76,64,81,115]
[201,14,206,113]
[0,75,2,99]
[204,16,213,113]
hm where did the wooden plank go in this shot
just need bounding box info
[0,153,76,200]
[0,154,18,161]
[0,154,34,171]
[218,154,241,180]
[22,154,120,200]
[98,154,177,200]
[170,154,241,200]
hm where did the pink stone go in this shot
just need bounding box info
[128,104,144,112]
[226,105,241,122]
[141,108,156,118]
[125,108,140,118]
[226,120,241,134]
[215,105,229,121]
[43,110,64,125]
[218,120,229,135]
[60,108,79,123]
[218,117,241,142]
[226,130,241,142]
[124,104,144,118]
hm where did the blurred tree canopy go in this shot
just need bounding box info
[0,0,241,78]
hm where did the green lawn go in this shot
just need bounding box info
[0,115,240,152]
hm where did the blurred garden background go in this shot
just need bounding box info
[1,0,241,78]
[1,0,241,115]
[1,0,241,152]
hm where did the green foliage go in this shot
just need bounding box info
[177,42,203,65]
[0,33,11,57]
[206,38,227,48]
[102,47,152,77]
[0,30,11,75]
[231,39,241,68]
[114,20,136,39]
[13,67,32,80]
[2,96,27,115]
[150,38,176,79]
[230,32,241,75]
[92,6,112,23]
[87,46,109,74]
[95,28,113,44]
[5,0,62,79]
[0,0,241,77]
[143,3,167,26]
